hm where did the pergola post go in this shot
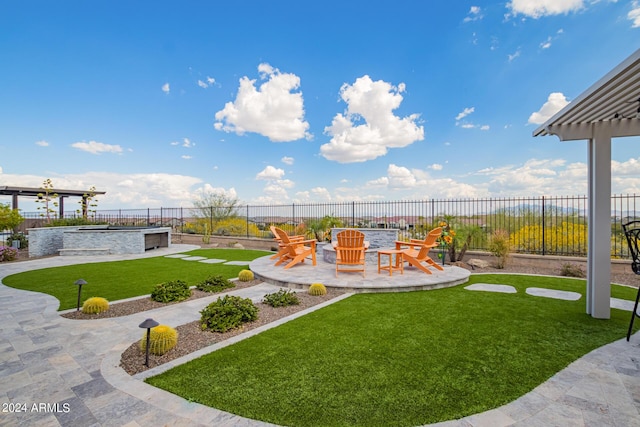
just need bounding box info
[587,124,611,319]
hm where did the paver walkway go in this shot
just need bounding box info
[1,246,640,426]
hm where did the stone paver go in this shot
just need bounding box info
[465,283,517,293]
[525,287,582,301]
[1,246,640,426]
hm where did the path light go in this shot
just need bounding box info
[139,318,159,367]
[74,279,87,311]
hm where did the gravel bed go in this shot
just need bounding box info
[119,288,345,375]
[61,280,262,319]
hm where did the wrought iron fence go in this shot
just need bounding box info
[13,194,640,258]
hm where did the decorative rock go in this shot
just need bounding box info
[468,258,490,269]
[232,243,244,249]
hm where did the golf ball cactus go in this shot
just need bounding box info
[139,325,178,356]
[238,269,254,282]
[308,283,327,296]
[82,297,109,314]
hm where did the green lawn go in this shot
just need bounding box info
[147,274,635,427]
[2,249,271,310]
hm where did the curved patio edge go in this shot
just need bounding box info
[250,254,471,293]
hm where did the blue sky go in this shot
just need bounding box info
[1,0,640,211]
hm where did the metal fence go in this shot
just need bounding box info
[14,194,640,258]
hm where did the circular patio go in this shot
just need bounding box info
[249,254,470,293]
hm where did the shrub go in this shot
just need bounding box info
[200,295,259,332]
[560,263,586,278]
[151,280,191,303]
[488,230,511,269]
[263,289,300,307]
[238,269,254,282]
[139,324,178,355]
[0,246,18,262]
[82,297,109,314]
[308,283,327,296]
[196,275,235,293]
[7,233,28,249]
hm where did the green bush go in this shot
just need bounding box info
[196,275,235,293]
[151,280,191,303]
[6,233,28,249]
[200,295,259,332]
[263,289,300,307]
[560,263,586,278]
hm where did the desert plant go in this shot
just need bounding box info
[488,229,511,269]
[139,324,178,355]
[238,269,254,282]
[560,263,586,278]
[196,275,235,293]
[200,295,259,332]
[151,280,191,303]
[308,283,327,296]
[82,297,109,314]
[263,289,300,307]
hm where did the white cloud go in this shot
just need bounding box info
[214,63,311,142]
[508,48,521,62]
[281,156,294,165]
[528,92,570,125]
[181,155,192,160]
[35,140,49,147]
[540,36,552,49]
[429,163,443,171]
[197,77,216,89]
[71,141,123,155]
[480,125,490,131]
[388,164,419,189]
[456,107,475,121]
[162,83,170,94]
[320,75,424,163]
[630,1,640,27]
[464,6,484,22]
[182,138,193,148]
[256,165,285,180]
[507,0,584,18]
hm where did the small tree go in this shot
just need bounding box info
[77,186,99,219]
[192,191,240,234]
[35,178,58,223]
[0,203,24,232]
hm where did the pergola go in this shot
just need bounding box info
[0,186,106,218]
[534,48,640,319]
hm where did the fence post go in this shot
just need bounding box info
[246,205,249,237]
[542,196,546,256]
[147,208,150,226]
[352,201,355,227]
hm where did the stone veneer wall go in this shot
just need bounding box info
[28,226,89,257]
[329,228,398,248]
[28,226,171,257]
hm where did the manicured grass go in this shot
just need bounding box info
[147,274,634,427]
[2,249,271,310]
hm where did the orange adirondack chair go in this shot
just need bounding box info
[334,229,366,277]
[269,225,304,262]
[395,227,444,275]
[272,227,317,269]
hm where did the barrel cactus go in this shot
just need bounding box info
[139,324,178,356]
[238,269,254,282]
[308,283,327,296]
[82,297,109,314]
